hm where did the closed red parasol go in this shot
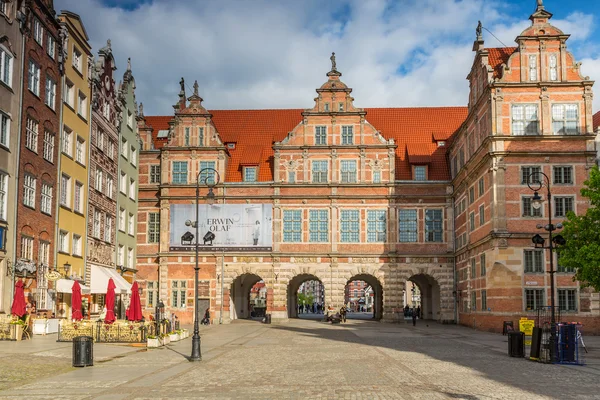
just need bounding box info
[11,280,27,317]
[71,280,83,321]
[126,281,142,322]
[104,278,116,324]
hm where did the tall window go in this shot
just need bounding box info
[120,172,127,194]
[341,126,353,145]
[340,160,357,183]
[45,76,56,109]
[148,212,160,243]
[373,170,381,183]
[0,111,9,148]
[93,209,101,238]
[478,177,485,197]
[199,161,216,184]
[525,289,544,311]
[554,197,574,217]
[469,187,475,204]
[549,54,558,81]
[72,235,82,256]
[59,230,69,253]
[552,104,578,135]
[340,210,359,242]
[150,165,161,183]
[128,213,134,235]
[198,127,204,146]
[127,247,134,268]
[512,104,538,135]
[528,54,537,81]
[414,166,426,181]
[309,210,328,242]
[288,171,295,183]
[171,281,186,308]
[119,208,125,231]
[147,281,158,308]
[104,215,112,242]
[172,161,188,184]
[117,245,124,266]
[471,291,476,311]
[0,173,7,221]
[184,127,190,146]
[28,60,40,96]
[129,178,135,200]
[23,174,36,208]
[0,46,12,86]
[480,253,486,276]
[312,160,328,183]
[521,166,541,185]
[64,80,74,107]
[26,118,38,152]
[74,182,83,213]
[78,92,87,119]
[244,167,257,182]
[108,140,114,159]
[127,111,133,128]
[367,210,386,242]
[558,289,577,312]
[97,130,104,150]
[470,258,476,278]
[315,126,327,145]
[76,137,85,164]
[33,18,43,44]
[130,147,137,166]
[106,176,114,199]
[21,236,34,260]
[62,127,72,156]
[43,131,54,162]
[46,35,55,59]
[479,204,485,226]
[95,168,103,192]
[553,166,573,185]
[399,209,417,242]
[72,47,82,71]
[121,139,128,159]
[425,209,443,242]
[41,183,52,214]
[469,212,475,231]
[283,210,302,242]
[524,249,544,273]
[522,197,542,217]
[60,174,71,207]
[481,290,487,311]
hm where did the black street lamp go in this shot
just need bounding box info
[186,167,220,362]
[527,171,565,362]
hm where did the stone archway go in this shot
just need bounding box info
[230,273,264,320]
[287,274,324,318]
[345,274,383,320]
[407,274,441,321]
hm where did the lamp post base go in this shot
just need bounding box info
[190,334,202,361]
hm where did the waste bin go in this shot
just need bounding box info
[508,331,525,357]
[530,327,542,359]
[73,336,94,367]
[263,314,271,324]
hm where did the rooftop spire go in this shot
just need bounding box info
[530,0,552,22]
[127,57,131,71]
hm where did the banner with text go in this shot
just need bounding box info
[169,204,273,251]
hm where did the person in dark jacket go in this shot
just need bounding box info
[201,309,210,325]
[412,309,417,326]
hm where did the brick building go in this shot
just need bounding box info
[135,2,599,332]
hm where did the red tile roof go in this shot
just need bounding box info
[145,106,468,182]
[593,111,600,132]
[487,47,518,78]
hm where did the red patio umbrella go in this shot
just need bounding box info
[71,281,83,321]
[104,278,116,324]
[126,281,142,322]
[11,280,27,317]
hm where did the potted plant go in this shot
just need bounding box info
[160,333,170,345]
[147,335,161,348]
[168,331,179,342]
[9,319,25,341]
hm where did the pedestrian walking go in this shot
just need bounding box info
[340,306,347,323]
[412,309,417,326]
[416,306,421,319]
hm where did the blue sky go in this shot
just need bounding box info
[55,0,600,115]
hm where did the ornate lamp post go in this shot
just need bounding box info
[185,167,220,362]
[528,172,567,362]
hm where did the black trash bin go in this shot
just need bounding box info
[73,336,94,367]
[508,331,525,357]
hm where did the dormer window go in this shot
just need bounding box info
[227,143,235,149]
[338,103,344,112]
[437,141,446,147]
[414,166,427,181]
[324,103,330,112]
[529,54,537,81]
[244,167,257,182]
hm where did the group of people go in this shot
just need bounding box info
[298,303,324,314]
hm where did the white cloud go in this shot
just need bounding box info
[55,0,600,114]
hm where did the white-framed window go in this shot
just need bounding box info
[522,196,542,217]
[64,80,74,107]
[129,178,135,200]
[103,103,110,121]
[127,247,134,268]
[309,210,328,242]
[120,171,127,194]
[97,129,104,150]
[529,54,537,81]
[148,212,160,243]
[553,166,573,185]
[373,170,381,183]
[147,281,158,308]
[45,75,56,109]
[554,196,574,217]
[104,215,112,242]
[324,102,329,112]
[95,168,103,192]
[184,127,190,146]
[25,117,38,152]
[60,174,71,207]
[128,212,134,235]
[243,167,257,182]
[23,174,36,208]
[199,161,216,184]
[315,126,327,145]
[341,125,353,145]
[46,34,55,59]
[312,160,328,183]
[21,236,34,260]
[93,209,101,238]
[0,111,9,148]
[558,289,577,312]
[340,210,360,242]
[171,280,186,308]
[0,1,7,15]
[340,160,357,183]
[399,209,417,242]
[27,60,40,96]
[72,47,82,72]
[172,161,188,184]
[524,249,544,273]
[0,46,13,86]
[283,210,302,242]
[41,183,52,214]
[76,136,85,164]
[117,244,124,266]
[367,210,386,242]
[525,288,544,311]
[414,166,426,181]
[0,173,7,221]
[33,17,43,45]
[549,54,558,81]
[118,208,125,231]
[62,126,72,156]
[107,140,114,159]
[74,181,83,213]
[552,104,578,135]
[130,147,137,166]
[78,92,87,119]
[198,127,204,146]
[127,111,133,128]
[72,234,82,256]
[106,175,114,199]
[512,104,539,136]
[121,139,128,159]
[425,209,443,242]
[338,102,344,112]
[150,165,160,183]
[43,130,54,162]
[59,230,69,253]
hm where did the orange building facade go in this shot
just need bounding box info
[135,3,600,332]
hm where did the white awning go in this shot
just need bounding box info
[55,279,90,294]
[90,265,131,294]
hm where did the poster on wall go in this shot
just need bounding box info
[169,204,273,251]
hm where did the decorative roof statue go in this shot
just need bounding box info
[127,57,131,71]
[537,0,544,9]
[476,21,482,40]
[193,80,199,96]
[139,102,144,117]
[179,77,185,94]
[330,52,337,71]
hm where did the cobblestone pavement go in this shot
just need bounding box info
[0,319,599,399]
